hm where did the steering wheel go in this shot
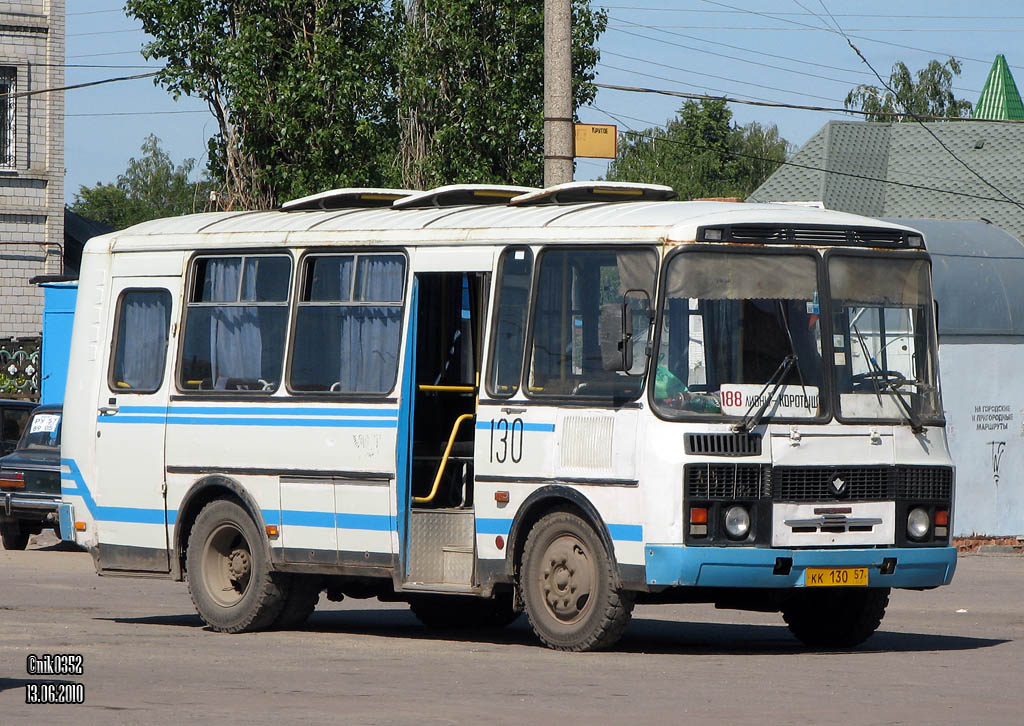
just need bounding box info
[850,369,907,391]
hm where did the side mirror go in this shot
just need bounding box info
[621,289,651,375]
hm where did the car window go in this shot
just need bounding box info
[1,406,31,455]
[19,411,61,450]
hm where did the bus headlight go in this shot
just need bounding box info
[907,507,931,540]
[724,505,751,539]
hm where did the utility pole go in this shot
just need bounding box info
[544,0,573,187]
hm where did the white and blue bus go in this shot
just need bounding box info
[59,182,955,651]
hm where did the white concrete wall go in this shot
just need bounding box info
[940,336,1024,537]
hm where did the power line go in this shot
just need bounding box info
[603,18,979,96]
[68,28,143,38]
[0,72,159,102]
[816,3,1024,212]
[590,103,1024,206]
[68,110,207,117]
[608,24,1024,33]
[593,81,1018,123]
[67,8,125,15]
[600,51,847,104]
[695,0,1024,71]
[599,7,1024,20]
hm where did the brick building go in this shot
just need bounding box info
[0,1,64,339]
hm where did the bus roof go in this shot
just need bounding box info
[91,199,923,253]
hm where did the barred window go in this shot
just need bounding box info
[0,67,15,168]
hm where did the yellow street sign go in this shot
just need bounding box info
[574,123,618,159]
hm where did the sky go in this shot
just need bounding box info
[65,1,1024,203]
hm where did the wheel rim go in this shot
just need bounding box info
[201,522,252,608]
[537,533,595,624]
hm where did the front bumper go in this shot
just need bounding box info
[0,490,61,521]
[645,544,957,589]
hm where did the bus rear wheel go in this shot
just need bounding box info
[186,499,287,633]
[782,587,890,649]
[520,511,634,651]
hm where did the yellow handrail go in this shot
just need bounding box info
[413,412,475,504]
[417,384,476,393]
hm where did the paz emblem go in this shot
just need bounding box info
[831,475,847,495]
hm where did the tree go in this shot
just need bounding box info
[69,135,208,230]
[844,58,973,121]
[126,0,403,209]
[603,99,790,200]
[126,0,607,206]
[398,1,606,189]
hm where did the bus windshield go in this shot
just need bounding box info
[829,255,941,423]
[653,251,823,419]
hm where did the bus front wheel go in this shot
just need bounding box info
[520,511,634,651]
[186,499,287,633]
[782,587,890,649]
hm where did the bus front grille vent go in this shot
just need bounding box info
[771,466,953,502]
[772,466,891,501]
[685,463,771,499]
[895,466,953,500]
[685,432,762,456]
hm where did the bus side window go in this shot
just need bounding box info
[179,255,292,392]
[109,289,172,393]
[487,247,533,397]
[289,253,406,395]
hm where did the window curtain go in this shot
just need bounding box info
[206,258,263,387]
[337,256,405,392]
[120,293,170,389]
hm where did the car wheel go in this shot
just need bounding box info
[520,510,633,651]
[782,587,890,649]
[186,499,287,633]
[272,575,322,629]
[0,522,29,550]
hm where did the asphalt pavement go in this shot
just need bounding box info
[1,535,1021,725]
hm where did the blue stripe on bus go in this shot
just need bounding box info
[117,405,398,418]
[473,421,556,432]
[60,458,176,526]
[280,510,394,531]
[99,416,398,429]
[475,517,641,542]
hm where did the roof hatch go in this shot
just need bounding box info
[392,184,540,209]
[281,188,416,211]
[510,181,677,206]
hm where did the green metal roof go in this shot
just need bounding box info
[974,54,1024,120]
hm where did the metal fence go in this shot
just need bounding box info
[0,337,40,401]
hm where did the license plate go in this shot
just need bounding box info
[805,567,868,587]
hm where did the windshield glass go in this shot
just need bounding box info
[18,410,61,451]
[829,255,941,421]
[654,251,823,419]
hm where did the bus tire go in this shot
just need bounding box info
[782,587,890,649]
[520,511,634,651]
[0,522,29,550]
[272,575,322,629]
[186,499,287,633]
[409,593,520,630]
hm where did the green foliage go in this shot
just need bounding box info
[126,0,403,207]
[844,58,973,121]
[398,0,606,188]
[126,0,607,205]
[69,135,206,230]
[604,99,790,199]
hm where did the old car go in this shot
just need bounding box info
[0,404,62,550]
[1,399,34,456]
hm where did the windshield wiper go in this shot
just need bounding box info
[851,324,924,434]
[734,354,797,434]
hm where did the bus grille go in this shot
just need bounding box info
[685,432,762,456]
[685,465,953,502]
[685,463,771,499]
[896,466,953,500]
